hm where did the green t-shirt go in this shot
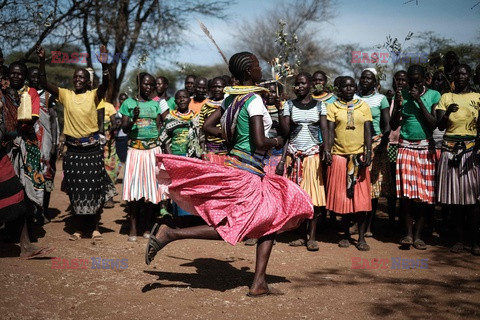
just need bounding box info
[119,98,161,140]
[166,97,176,110]
[223,94,268,154]
[400,89,441,141]
[357,92,389,136]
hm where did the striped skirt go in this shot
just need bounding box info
[326,155,371,214]
[286,153,326,207]
[396,139,435,204]
[122,146,166,203]
[437,141,480,205]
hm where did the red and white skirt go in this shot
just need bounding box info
[396,139,435,204]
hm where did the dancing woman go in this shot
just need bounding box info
[146,52,313,297]
[36,45,116,241]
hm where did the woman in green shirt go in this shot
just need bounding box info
[390,65,440,250]
[120,72,163,242]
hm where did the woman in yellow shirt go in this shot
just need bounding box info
[324,76,373,251]
[36,45,116,242]
[436,64,480,255]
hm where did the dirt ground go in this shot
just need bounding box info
[1,160,479,320]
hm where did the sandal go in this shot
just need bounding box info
[450,242,464,253]
[413,239,427,250]
[365,231,373,238]
[104,199,115,208]
[400,236,413,246]
[306,240,319,251]
[244,238,258,246]
[338,239,350,248]
[143,231,151,239]
[127,236,137,242]
[356,241,370,251]
[92,230,103,242]
[68,232,82,241]
[145,223,166,265]
[20,246,55,259]
[289,239,305,247]
[472,246,480,256]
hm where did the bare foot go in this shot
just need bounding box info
[248,280,270,296]
[20,244,54,259]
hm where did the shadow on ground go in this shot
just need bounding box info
[142,257,289,293]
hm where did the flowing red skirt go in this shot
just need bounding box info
[156,154,313,245]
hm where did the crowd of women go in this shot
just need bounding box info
[1,45,480,272]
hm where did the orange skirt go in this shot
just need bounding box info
[326,155,372,214]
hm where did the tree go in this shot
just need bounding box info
[0,0,231,102]
[235,0,336,76]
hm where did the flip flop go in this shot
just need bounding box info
[289,239,305,247]
[145,223,165,265]
[338,239,350,248]
[472,246,480,256]
[244,238,258,246]
[21,246,55,259]
[68,232,82,241]
[356,242,370,251]
[247,287,284,298]
[306,240,319,251]
[413,239,427,250]
[92,231,103,242]
[400,236,413,246]
[450,242,464,253]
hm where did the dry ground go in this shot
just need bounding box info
[0,161,479,320]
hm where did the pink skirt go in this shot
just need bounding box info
[326,155,372,214]
[156,154,313,245]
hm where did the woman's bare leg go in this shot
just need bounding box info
[249,233,276,296]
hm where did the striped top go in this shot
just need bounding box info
[284,99,326,151]
[198,99,225,145]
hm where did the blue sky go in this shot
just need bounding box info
[162,0,479,68]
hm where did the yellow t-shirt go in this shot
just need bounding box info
[58,88,103,138]
[437,92,480,137]
[99,100,117,120]
[327,99,373,155]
